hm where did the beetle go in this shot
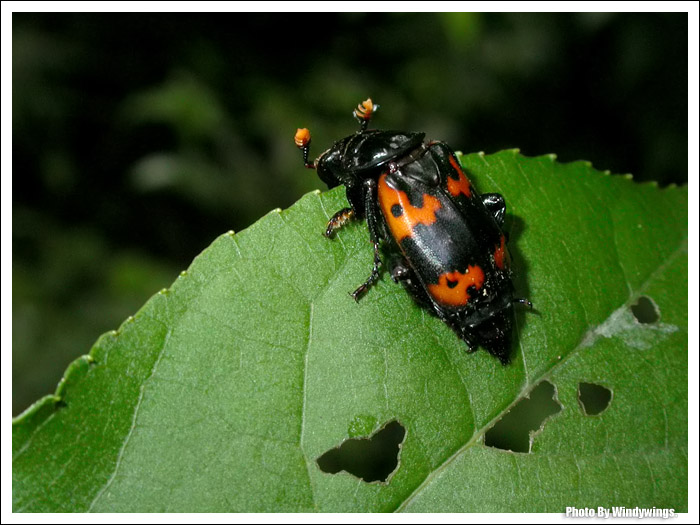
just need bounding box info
[294,99,531,364]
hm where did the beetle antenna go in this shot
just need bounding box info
[353,98,379,131]
[294,128,316,169]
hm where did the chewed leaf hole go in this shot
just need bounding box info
[316,420,406,483]
[630,295,659,324]
[485,380,562,453]
[578,382,612,416]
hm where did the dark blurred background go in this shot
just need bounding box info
[12,13,688,416]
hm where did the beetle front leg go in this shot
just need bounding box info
[350,179,383,301]
[324,207,355,238]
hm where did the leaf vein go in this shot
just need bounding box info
[87,328,172,512]
[299,301,318,510]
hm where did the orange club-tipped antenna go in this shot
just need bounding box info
[353,98,379,131]
[294,127,315,169]
[294,98,379,168]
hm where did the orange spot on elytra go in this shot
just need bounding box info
[494,234,509,270]
[428,266,485,307]
[447,156,472,198]
[378,173,442,241]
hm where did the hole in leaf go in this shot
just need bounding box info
[630,295,659,324]
[578,382,612,416]
[316,420,406,483]
[485,381,562,453]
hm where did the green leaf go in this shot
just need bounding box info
[12,151,688,512]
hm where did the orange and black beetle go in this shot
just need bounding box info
[295,99,530,364]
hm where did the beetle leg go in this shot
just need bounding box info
[350,240,382,302]
[390,258,438,311]
[350,179,383,301]
[514,297,533,310]
[324,208,356,238]
[460,329,479,353]
[390,259,412,283]
[481,193,506,226]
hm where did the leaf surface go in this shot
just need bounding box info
[12,151,688,512]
